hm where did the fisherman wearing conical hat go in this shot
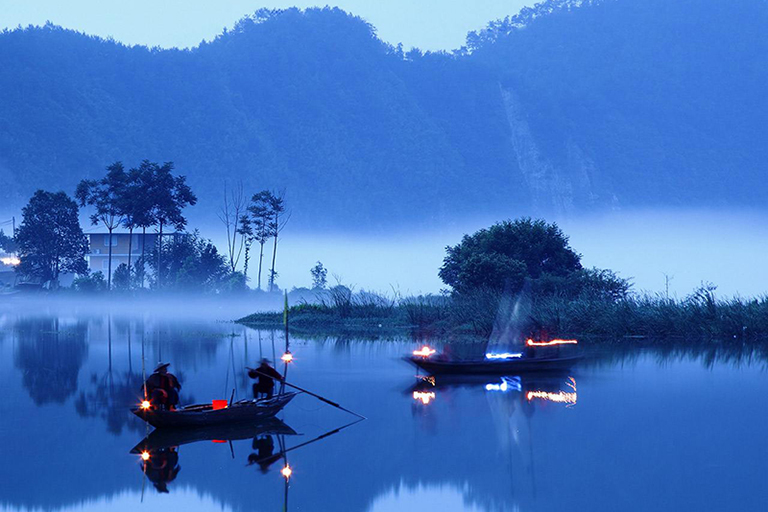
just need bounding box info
[248,358,283,400]
[142,362,182,410]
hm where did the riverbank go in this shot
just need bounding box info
[238,289,768,342]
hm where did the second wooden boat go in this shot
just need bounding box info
[405,355,581,375]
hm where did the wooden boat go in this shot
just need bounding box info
[129,417,298,453]
[132,392,298,429]
[405,355,581,375]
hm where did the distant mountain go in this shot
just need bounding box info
[1,0,765,229]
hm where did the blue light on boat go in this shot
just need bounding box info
[484,352,523,360]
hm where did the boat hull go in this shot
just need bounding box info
[130,417,298,453]
[132,392,297,429]
[405,356,581,375]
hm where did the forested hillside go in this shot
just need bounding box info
[1,0,765,229]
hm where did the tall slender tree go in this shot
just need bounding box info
[148,162,197,289]
[237,214,253,282]
[268,191,289,293]
[76,162,128,290]
[247,191,274,291]
[15,190,88,288]
[120,163,156,286]
[217,181,247,273]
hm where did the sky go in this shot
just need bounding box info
[0,0,531,51]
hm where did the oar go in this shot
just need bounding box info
[247,418,364,467]
[248,369,366,420]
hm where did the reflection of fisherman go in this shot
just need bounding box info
[143,448,181,493]
[142,362,181,410]
[248,359,283,399]
[248,435,281,473]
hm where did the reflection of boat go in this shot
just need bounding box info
[129,417,298,453]
[132,393,298,428]
[405,355,581,375]
[409,373,578,406]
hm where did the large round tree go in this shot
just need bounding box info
[439,218,582,293]
[16,190,88,288]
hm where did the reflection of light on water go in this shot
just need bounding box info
[413,391,436,405]
[485,352,522,360]
[526,377,578,405]
[526,338,578,347]
[485,376,522,392]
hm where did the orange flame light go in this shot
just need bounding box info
[412,391,436,405]
[526,339,578,347]
[526,377,578,405]
[281,351,294,363]
[141,451,150,461]
[141,400,151,410]
[413,346,436,358]
[281,464,293,479]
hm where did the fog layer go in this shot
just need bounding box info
[264,209,768,298]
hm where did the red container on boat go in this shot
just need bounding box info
[212,399,228,410]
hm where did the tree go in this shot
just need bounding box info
[121,162,157,285]
[310,261,328,289]
[247,190,276,290]
[148,162,197,288]
[218,181,247,273]
[237,214,253,282]
[15,190,88,287]
[267,191,289,292]
[112,263,132,291]
[0,229,17,253]
[72,271,107,293]
[147,231,230,293]
[439,218,582,294]
[76,162,128,290]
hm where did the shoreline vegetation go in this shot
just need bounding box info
[237,288,768,342]
[239,218,768,344]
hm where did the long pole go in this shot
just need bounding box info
[281,291,289,395]
[249,369,365,420]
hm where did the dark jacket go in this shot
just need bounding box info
[143,372,181,395]
[248,364,283,390]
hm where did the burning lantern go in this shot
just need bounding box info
[140,400,151,410]
[281,464,293,479]
[526,338,578,347]
[412,346,436,358]
[281,351,294,363]
[141,451,150,461]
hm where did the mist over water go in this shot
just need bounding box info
[231,209,768,298]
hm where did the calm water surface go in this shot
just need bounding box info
[1,305,767,511]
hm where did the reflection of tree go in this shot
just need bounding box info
[75,369,145,435]
[13,317,88,405]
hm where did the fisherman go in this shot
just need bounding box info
[142,447,181,494]
[142,362,181,410]
[248,358,284,399]
[248,435,281,473]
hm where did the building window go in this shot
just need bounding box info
[102,259,110,270]
[104,235,118,247]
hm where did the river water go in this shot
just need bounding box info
[1,304,767,511]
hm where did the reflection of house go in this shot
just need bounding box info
[87,233,158,275]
